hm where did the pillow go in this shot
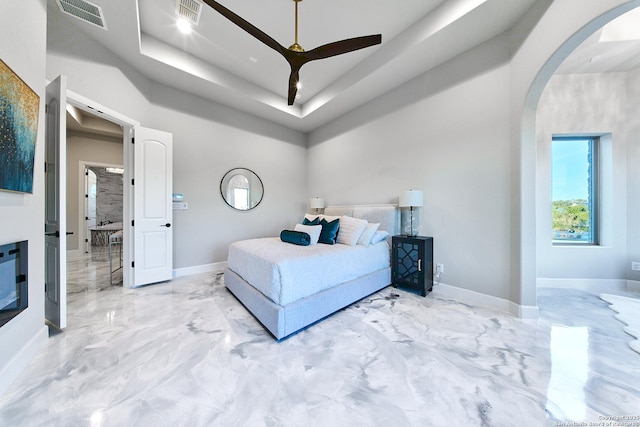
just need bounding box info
[294,223,322,245]
[318,218,340,245]
[337,215,368,246]
[357,222,380,247]
[309,214,340,223]
[370,230,390,245]
[280,230,310,246]
[303,214,321,224]
[302,216,321,226]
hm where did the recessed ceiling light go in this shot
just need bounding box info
[175,0,203,26]
[249,57,258,63]
[177,19,192,34]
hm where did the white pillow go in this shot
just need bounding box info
[370,230,390,245]
[357,222,380,247]
[337,215,368,246]
[294,223,322,245]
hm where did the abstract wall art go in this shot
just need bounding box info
[0,59,40,194]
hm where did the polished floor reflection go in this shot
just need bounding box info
[1,254,639,426]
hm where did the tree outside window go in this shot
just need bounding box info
[551,137,599,245]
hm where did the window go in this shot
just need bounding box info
[551,136,599,245]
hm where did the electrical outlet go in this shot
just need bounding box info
[632,262,640,271]
[436,263,444,274]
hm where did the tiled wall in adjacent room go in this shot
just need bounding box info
[91,167,123,224]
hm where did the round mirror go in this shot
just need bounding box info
[220,168,264,211]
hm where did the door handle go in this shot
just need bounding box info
[66,232,74,235]
[418,259,422,272]
[162,223,171,228]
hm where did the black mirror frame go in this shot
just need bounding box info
[220,167,264,211]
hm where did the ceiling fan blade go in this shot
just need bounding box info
[287,67,301,106]
[305,34,382,61]
[201,0,286,56]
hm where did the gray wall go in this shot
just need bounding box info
[0,0,47,394]
[146,84,306,268]
[308,38,513,300]
[535,72,637,281]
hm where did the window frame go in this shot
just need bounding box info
[551,136,600,246]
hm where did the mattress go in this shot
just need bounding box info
[227,237,390,306]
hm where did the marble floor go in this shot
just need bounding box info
[1,254,639,427]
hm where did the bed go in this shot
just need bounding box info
[224,205,399,340]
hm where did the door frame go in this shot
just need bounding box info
[77,161,124,254]
[65,89,139,287]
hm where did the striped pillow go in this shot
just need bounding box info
[337,215,368,246]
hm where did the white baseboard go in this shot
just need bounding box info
[514,303,540,320]
[172,261,227,278]
[433,282,539,320]
[537,278,631,294]
[628,280,640,293]
[0,325,48,397]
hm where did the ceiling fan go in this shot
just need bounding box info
[202,0,382,105]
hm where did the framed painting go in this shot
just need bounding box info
[0,59,40,194]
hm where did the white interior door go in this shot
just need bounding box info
[133,126,173,287]
[44,76,67,330]
[84,167,97,252]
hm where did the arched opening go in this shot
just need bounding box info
[519,0,640,313]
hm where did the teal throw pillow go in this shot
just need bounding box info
[319,218,339,245]
[303,216,321,226]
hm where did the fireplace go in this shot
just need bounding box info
[0,240,28,328]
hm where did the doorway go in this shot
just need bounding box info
[64,90,139,290]
[64,105,127,292]
[83,165,125,253]
[77,163,126,286]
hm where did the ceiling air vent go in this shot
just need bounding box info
[56,0,107,30]
[176,0,203,26]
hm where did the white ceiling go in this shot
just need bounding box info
[66,104,123,139]
[48,0,640,132]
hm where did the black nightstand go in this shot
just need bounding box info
[391,235,433,296]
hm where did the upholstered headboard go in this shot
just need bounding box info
[324,204,399,236]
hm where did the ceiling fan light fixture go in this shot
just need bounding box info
[296,81,302,90]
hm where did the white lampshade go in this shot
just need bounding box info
[399,190,423,207]
[309,197,325,209]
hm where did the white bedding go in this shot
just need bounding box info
[227,238,390,306]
